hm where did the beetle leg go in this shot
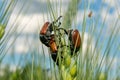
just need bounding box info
[51,53,58,63]
[56,28,68,34]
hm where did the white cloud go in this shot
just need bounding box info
[100,7,120,36]
[80,32,95,56]
[103,0,120,9]
[104,0,120,14]
[15,43,29,54]
[76,10,84,25]
[104,0,116,7]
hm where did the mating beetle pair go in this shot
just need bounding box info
[39,16,81,63]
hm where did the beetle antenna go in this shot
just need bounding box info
[56,16,62,22]
[51,16,62,25]
[51,16,62,30]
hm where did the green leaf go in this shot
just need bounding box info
[0,25,5,39]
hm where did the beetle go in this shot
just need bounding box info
[39,16,62,65]
[67,29,81,55]
[39,16,81,64]
[39,16,62,50]
[88,11,92,18]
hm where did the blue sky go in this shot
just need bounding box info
[0,0,120,72]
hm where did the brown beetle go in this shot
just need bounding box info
[39,16,62,65]
[68,29,81,55]
[88,11,92,18]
